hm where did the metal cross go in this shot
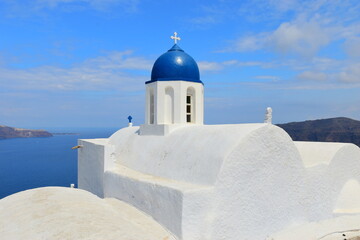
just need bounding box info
[170,32,181,44]
[128,115,132,123]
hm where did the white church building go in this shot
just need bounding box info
[2,34,360,240]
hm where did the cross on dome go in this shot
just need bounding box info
[170,32,181,44]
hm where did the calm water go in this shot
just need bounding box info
[0,127,118,199]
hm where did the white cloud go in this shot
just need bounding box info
[268,21,329,56]
[231,20,331,57]
[254,75,279,81]
[291,58,360,84]
[237,61,266,67]
[213,0,360,90]
[222,60,238,66]
[337,63,360,83]
[234,34,266,52]
[310,58,339,71]
[0,51,151,91]
[83,51,152,70]
[297,71,327,81]
[344,37,360,58]
[198,61,224,72]
[198,59,266,73]
[230,0,360,58]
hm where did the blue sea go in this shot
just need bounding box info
[0,127,118,199]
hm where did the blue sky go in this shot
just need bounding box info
[0,0,359,128]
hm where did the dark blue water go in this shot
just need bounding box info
[0,127,117,199]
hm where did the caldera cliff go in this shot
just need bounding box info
[0,125,53,139]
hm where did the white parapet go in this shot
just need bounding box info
[78,138,114,198]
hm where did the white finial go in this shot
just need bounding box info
[264,107,272,124]
[171,32,181,44]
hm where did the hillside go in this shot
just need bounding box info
[0,125,53,139]
[277,117,360,147]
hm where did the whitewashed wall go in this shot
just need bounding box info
[142,80,203,135]
[78,138,114,198]
[78,124,360,240]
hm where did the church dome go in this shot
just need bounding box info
[147,44,202,84]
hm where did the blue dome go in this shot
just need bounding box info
[146,44,202,84]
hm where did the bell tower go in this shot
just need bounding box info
[140,33,204,135]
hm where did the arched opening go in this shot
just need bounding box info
[149,89,155,124]
[164,87,174,124]
[186,87,196,123]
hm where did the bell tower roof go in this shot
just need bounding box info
[147,44,202,84]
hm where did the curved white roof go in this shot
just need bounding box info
[0,187,176,240]
[294,141,359,167]
[109,123,292,185]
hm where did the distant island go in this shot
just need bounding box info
[277,117,360,147]
[51,133,80,135]
[0,125,53,139]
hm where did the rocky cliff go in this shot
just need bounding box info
[0,125,53,139]
[277,117,360,147]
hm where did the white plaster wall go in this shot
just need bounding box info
[335,179,360,213]
[145,85,154,124]
[295,142,348,167]
[295,142,360,221]
[211,124,307,240]
[80,124,360,240]
[165,86,174,124]
[108,124,311,239]
[78,138,114,198]
[144,81,203,126]
[109,124,267,185]
[181,188,214,240]
[103,164,212,239]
